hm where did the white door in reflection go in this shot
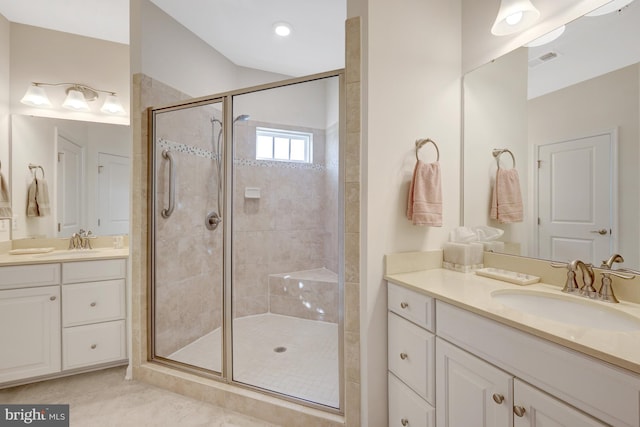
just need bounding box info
[97,152,130,235]
[537,131,615,265]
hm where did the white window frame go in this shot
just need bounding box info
[255,127,313,163]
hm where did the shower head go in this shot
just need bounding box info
[233,114,250,123]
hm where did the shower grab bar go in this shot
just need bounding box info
[161,150,175,218]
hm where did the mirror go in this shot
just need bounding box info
[463,1,640,270]
[10,115,130,239]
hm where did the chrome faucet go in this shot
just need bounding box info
[598,254,635,303]
[551,260,595,296]
[68,229,94,250]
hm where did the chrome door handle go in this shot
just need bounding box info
[161,150,175,218]
[590,229,608,235]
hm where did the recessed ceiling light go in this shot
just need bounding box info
[273,22,292,37]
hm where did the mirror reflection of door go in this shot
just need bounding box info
[97,153,130,235]
[536,131,616,265]
[56,134,85,238]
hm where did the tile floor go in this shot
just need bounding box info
[170,313,339,408]
[0,367,281,427]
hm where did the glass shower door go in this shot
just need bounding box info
[230,76,342,408]
[150,100,225,374]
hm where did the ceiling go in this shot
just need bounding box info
[0,0,346,77]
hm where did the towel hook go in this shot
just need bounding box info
[492,149,515,169]
[28,164,45,179]
[415,138,440,162]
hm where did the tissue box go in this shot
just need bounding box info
[443,242,484,272]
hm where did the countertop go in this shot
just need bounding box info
[0,247,130,266]
[385,268,640,376]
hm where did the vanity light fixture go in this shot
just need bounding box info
[526,25,566,47]
[586,0,635,16]
[273,22,292,37]
[20,82,126,115]
[491,0,541,36]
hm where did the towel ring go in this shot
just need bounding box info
[415,138,440,162]
[28,164,45,179]
[492,149,515,169]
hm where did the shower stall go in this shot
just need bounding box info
[149,72,344,410]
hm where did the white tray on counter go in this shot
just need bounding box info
[475,267,540,285]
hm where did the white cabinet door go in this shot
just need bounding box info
[436,337,513,427]
[513,380,607,427]
[0,286,61,383]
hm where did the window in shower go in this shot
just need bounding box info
[255,127,313,163]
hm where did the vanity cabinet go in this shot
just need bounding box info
[61,260,127,370]
[387,281,640,427]
[0,284,61,383]
[0,258,127,386]
[436,337,606,427]
[387,283,435,427]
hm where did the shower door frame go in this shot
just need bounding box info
[147,69,346,414]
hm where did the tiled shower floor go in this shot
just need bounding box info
[169,313,339,408]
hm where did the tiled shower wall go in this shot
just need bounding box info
[232,119,339,319]
[153,97,224,356]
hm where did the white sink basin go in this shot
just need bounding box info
[34,249,106,258]
[491,290,640,332]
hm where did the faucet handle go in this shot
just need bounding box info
[551,260,580,293]
[599,270,635,304]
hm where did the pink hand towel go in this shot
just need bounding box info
[490,168,523,223]
[407,160,442,226]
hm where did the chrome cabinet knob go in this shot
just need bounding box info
[400,302,409,309]
[492,393,504,404]
[401,418,409,426]
[49,296,57,301]
[90,344,97,349]
[513,406,526,417]
[90,302,97,307]
[400,353,408,360]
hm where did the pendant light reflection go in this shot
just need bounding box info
[20,82,126,115]
[526,25,566,47]
[491,0,540,36]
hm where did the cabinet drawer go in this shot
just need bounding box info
[388,312,435,404]
[63,259,126,284]
[62,279,125,327]
[389,372,435,427]
[388,282,434,331]
[0,263,60,290]
[63,320,126,370]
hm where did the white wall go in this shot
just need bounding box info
[360,0,462,425]
[10,24,130,125]
[0,13,10,241]
[135,0,289,99]
[463,47,529,251]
